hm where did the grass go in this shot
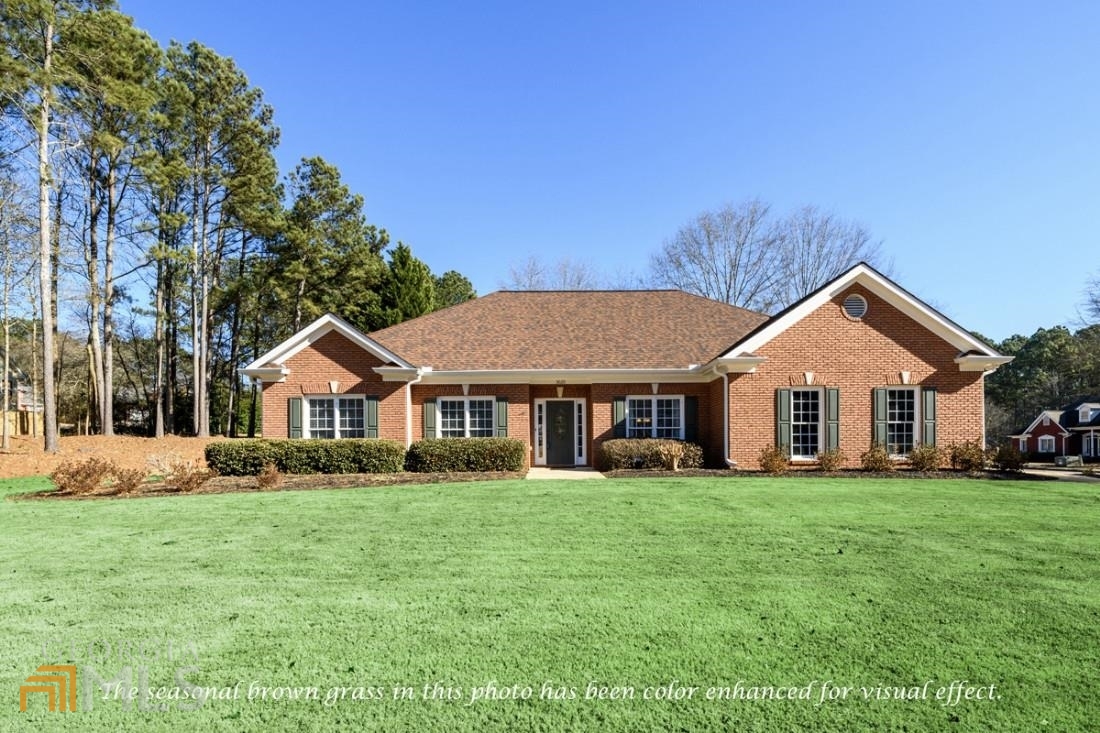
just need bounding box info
[1,475,1097,731]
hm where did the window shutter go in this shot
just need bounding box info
[495,397,508,437]
[684,396,699,443]
[612,397,627,438]
[776,389,791,451]
[365,396,379,439]
[873,388,888,446]
[288,397,303,439]
[423,397,437,439]
[826,388,840,451]
[922,387,937,446]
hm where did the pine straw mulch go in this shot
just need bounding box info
[602,468,1050,481]
[15,471,527,501]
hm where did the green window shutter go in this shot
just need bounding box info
[495,397,508,437]
[684,396,699,443]
[826,388,840,451]
[873,388,888,446]
[922,387,937,446]
[288,397,303,439]
[612,397,627,438]
[776,389,791,452]
[365,396,379,439]
[423,397,437,439]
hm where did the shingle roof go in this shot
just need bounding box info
[368,290,769,371]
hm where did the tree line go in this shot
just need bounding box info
[1,1,474,449]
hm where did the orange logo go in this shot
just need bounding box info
[19,665,77,712]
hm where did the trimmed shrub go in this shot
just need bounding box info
[860,444,895,472]
[205,439,405,475]
[817,448,846,473]
[50,457,116,494]
[758,445,790,475]
[908,444,945,472]
[949,440,987,474]
[990,444,1026,473]
[599,439,705,471]
[405,438,527,472]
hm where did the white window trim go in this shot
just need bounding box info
[1084,433,1099,457]
[1018,437,1028,452]
[885,386,921,459]
[303,394,366,439]
[788,387,824,461]
[625,395,685,440]
[533,398,587,466]
[1037,435,1056,453]
[437,396,496,439]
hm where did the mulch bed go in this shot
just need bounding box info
[603,468,1050,481]
[15,471,527,501]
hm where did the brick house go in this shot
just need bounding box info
[1009,398,1100,460]
[241,263,1011,469]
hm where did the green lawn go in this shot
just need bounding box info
[1,476,1096,731]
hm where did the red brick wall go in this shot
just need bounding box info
[726,284,986,468]
[261,331,405,440]
[590,382,714,469]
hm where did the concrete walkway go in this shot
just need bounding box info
[526,467,606,480]
[1021,468,1100,484]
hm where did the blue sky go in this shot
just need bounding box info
[121,0,1099,342]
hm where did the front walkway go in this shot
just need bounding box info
[526,467,606,480]
[1021,467,1100,484]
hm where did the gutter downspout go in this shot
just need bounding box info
[723,372,736,468]
[405,369,424,448]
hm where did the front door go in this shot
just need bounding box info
[546,400,575,466]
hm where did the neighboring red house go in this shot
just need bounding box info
[1009,399,1100,460]
[241,263,1012,469]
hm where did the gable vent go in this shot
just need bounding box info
[842,293,868,319]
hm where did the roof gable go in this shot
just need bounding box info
[240,314,412,381]
[719,263,1009,368]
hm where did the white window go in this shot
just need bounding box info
[1037,435,1055,453]
[1018,437,1028,452]
[626,396,683,439]
[1084,434,1100,457]
[789,389,822,460]
[438,398,495,438]
[886,388,917,457]
[306,396,365,439]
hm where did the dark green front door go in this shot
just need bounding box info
[547,400,575,466]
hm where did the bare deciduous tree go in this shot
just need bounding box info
[650,199,889,313]
[503,254,604,290]
[649,199,784,312]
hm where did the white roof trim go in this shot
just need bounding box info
[1019,411,1071,437]
[719,263,1009,367]
[240,313,414,381]
[955,355,1015,372]
[377,367,717,385]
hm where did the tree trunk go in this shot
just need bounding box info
[85,166,105,434]
[102,165,117,436]
[153,249,166,437]
[38,19,57,453]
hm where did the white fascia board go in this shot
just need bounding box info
[374,367,421,382]
[722,264,1009,364]
[704,356,767,375]
[238,366,290,383]
[409,368,715,385]
[955,355,1015,372]
[240,313,415,375]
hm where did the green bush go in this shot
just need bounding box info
[907,444,945,472]
[990,444,1026,473]
[599,439,705,471]
[757,445,791,475]
[860,444,895,472]
[817,448,846,472]
[405,438,527,472]
[205,439,405,475]
[949,440,987,474]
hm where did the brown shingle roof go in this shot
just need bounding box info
[368,290,768,371]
